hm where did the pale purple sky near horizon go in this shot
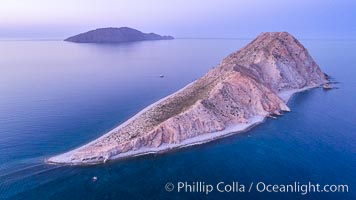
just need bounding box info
[0,0,355,39]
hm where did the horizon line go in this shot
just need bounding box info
[0,37,355,42]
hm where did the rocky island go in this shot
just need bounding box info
[64,27,174,43]
[49,32,327,165]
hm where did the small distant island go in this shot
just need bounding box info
[64,27,174,43]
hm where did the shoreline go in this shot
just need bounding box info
[106,115,265,162]
[46,85,319,165]
[47,80,198,164]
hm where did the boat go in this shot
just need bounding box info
[323,84,332,90]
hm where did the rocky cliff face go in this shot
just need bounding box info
[64,27,174,43]
[49,32,327,164]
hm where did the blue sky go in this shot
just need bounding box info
[0,0,355,39]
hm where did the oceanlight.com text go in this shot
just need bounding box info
[164,181,349,195]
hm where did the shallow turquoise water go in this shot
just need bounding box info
[0,39,355,199]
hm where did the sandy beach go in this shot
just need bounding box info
[47,80,198,164]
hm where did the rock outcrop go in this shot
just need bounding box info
[49,32,327,164]
[64,27,174,43]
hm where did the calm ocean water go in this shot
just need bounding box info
[0,39,355,200]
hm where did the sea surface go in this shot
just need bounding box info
[0,38,355,200]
